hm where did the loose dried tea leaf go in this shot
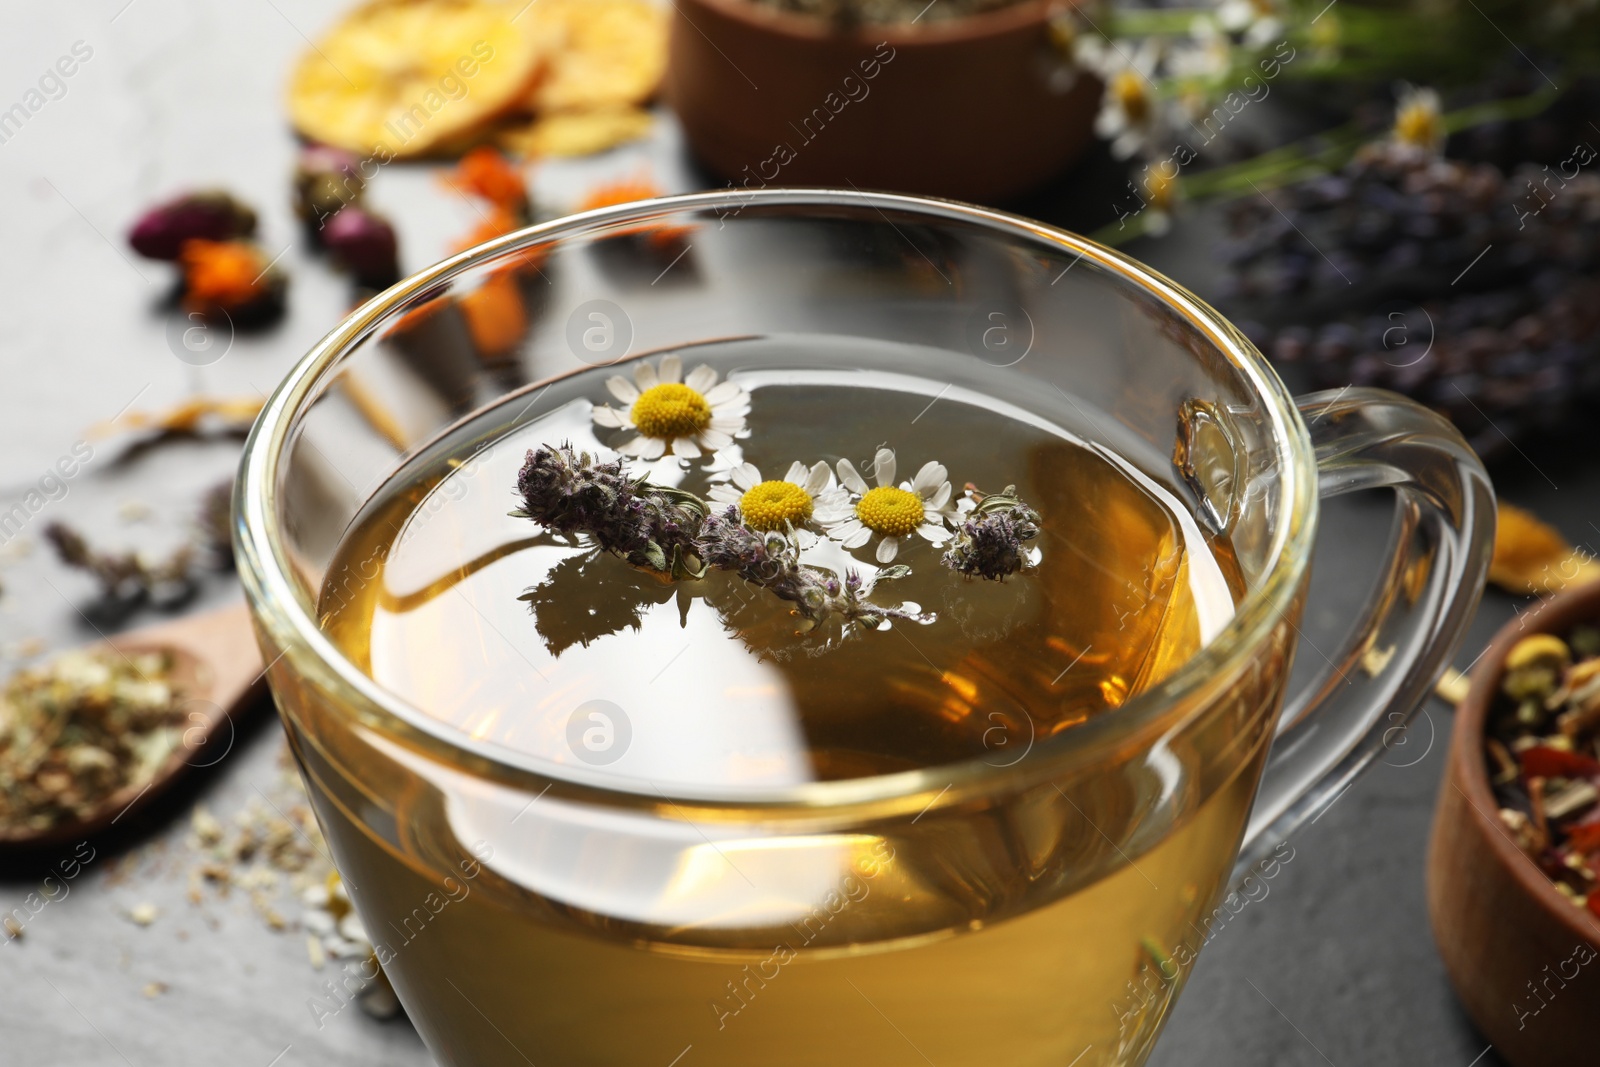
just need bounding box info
[1489,501,1600,595]
[1486,625,1600,916]
[0,648,185,833]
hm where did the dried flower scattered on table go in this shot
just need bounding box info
[323,205,400,290]
[293,145,366,236]
[575,176,692,253]
[128,192,257,261]
[178,239,287,323]
[447,146,531,222]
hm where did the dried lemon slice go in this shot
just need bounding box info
[288,0,550,159]
[527,0,667,113]
[498,106,653,158]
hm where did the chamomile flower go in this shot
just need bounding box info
[592,354,749,460]
[819,448,954,564]
[1092,42,1162,161]
[709,460,839,533]
[1217,0,1285,49]
[1391,84,1444,157]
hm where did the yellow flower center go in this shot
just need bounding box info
[739,480,813,532]
[1394,102,1440,149]
[856,486,923,538]
[631,383,711,439]
[1112,70,1149,123]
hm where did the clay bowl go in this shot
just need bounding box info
[664,0,1101,203]
[1428,580,1600,1066]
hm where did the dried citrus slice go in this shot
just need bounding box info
[288,0,550,159]
[498,106,653,158]
[527,0,667,113]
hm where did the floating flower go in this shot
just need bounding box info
[1092,41,1162,161]
[1391,84,1444,157]
[819,448,954,564]
[592,355,749,460]
[708,460,837,533]
[942,486,1042,581]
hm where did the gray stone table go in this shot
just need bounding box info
[1,3,1591,1065]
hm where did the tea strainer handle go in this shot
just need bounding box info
[1233,387,1495,880]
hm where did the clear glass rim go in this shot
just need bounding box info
[235,188,1318,814]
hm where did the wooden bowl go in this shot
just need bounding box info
[1428,580,1600,1066]
[663,0,1101,203]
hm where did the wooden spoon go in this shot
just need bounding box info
[0,601,267,850]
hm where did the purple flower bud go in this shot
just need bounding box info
[294,146,366,233]
[128,191,257,261]
[324,205,400,289]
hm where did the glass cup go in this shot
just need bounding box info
[234,190,1494,1067]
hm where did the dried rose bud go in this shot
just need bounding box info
[324,205,400,289]
[128,191,257,261]
[294,145,366,235]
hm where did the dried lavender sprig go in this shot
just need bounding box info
[513,443,705,578]
[942,485,1041,581]
[698,507,922,631]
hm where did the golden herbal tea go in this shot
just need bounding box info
[304,338,1274,1067]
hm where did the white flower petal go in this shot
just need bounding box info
[732,463,761,491]
[872,448,896,487]
[843,526,872,549]
[708,485,741,505]
[803,461,831,496]
[606,376,640,404]
[699,428,735,450]
[813,503,853,524]
[876,537,900,563]
[783,460,807,485]
[618,435,651,457]
[634,362,660,391]
[673,437,702,458]
[592,405,627,428]
[828,518,864,538]
[837,459,868,494]
[711,399,750,419]
[658,354,683,383]
[912,461,947,494]
[926,481,952,512]
[635,436,667,459]
[917,522,952,544]
[704,381,743,405]
[685,364,717,392]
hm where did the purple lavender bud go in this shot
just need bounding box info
[324,205,400,289]
[128,191,257,260]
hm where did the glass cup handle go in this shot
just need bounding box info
[1233,387,1496,878]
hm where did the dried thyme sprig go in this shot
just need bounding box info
[513,443,706,579]
[942,485,1041,581]
[698,507,921,631]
